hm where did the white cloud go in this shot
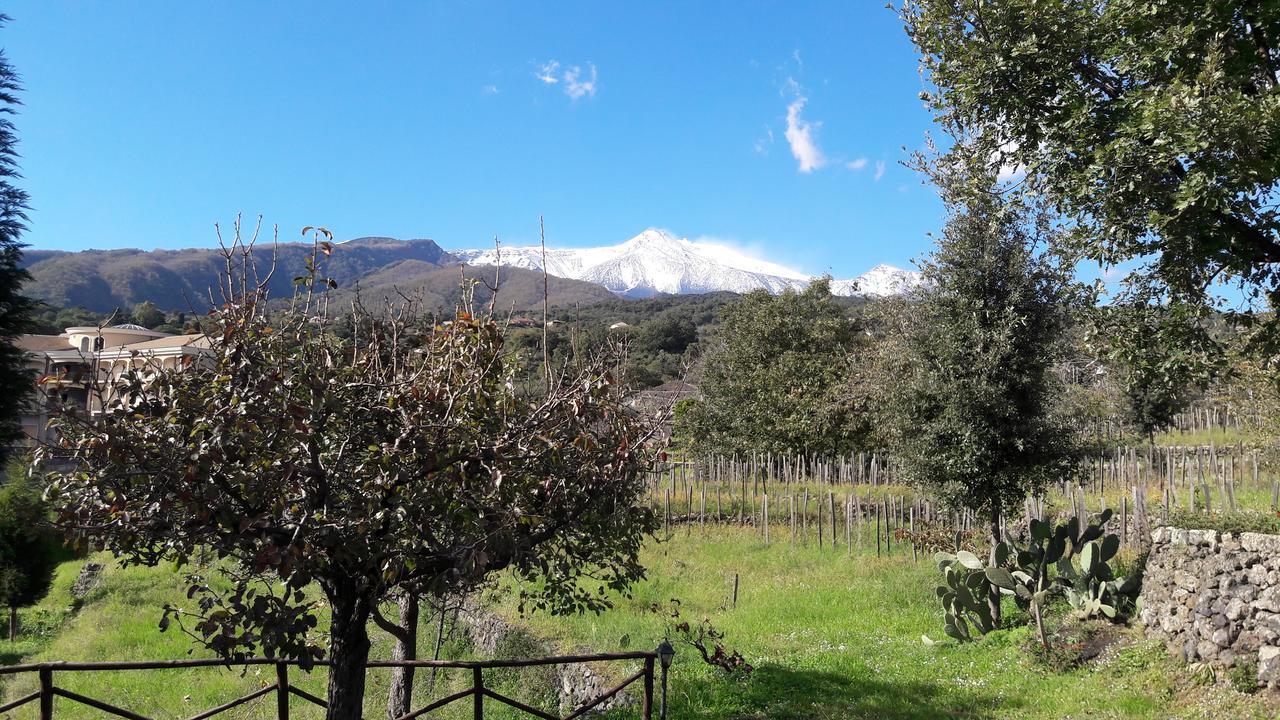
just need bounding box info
[783,80,825,173]
[992,139,1026,183]
[534,60,598,99]
[563,64,598,99]
[535,61,560,84]
[482,84,499,95]
[847,157,867,171]
[874,160,886,181]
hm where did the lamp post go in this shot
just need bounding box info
[656,639,675,720]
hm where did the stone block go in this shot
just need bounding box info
[1259,645,1280,684]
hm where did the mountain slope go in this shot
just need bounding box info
[20,237,455,311]
[829,264,922,298]
[333,260,616,310]
[454,229,919,298]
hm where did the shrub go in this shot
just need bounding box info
[1165,511,1280,536]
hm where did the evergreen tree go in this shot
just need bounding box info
[886,168,1082,627]
[0,15,33,466]
[0,465,61,641]
[677,279,867,457]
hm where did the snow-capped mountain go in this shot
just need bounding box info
[453,229,919,298]
[829,264,922,298]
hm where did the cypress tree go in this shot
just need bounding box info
[0,14,34,465]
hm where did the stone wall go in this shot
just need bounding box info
[456,602,637,714]
[1139,526,1280,687]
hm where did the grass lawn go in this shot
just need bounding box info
[1,526,1278,719]
[497,526,1277,719]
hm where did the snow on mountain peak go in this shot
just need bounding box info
[452,230,919,298]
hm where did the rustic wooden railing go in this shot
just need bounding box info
[0,651,664,720]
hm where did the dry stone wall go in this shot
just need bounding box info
[1139,526,1280,688]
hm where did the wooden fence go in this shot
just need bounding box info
[0,651,662,720]
[648,445,1280,557]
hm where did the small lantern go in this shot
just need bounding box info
[657,639,675,669]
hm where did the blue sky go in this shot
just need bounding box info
[5,1,943,279]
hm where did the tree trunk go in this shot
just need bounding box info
[386,593,419,720]
[8,605,16,642]
[325,586,373,720]
[988,508,1002,630]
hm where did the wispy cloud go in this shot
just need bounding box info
[847,157,867,171]
[753,126,775,155]
[534,60,598,99]
[783,79,825,173]
[535,60,560,85]
[482,84,499,95]
[874,160,886,181]
[563,64,598,99]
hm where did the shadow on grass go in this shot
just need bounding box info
[669,663,1015,720]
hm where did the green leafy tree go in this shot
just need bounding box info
[0,463,61,641]
[0,16,34,465]
[885,170,1081,628]
[1092,301,1222,444]
[677,278,866,457]
[128,300,166,329]
[40,238,660,719]
[899,0,1280,354]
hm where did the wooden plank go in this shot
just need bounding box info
[186,685,275,720]
[286,685,327,708]
[0,691,39,715]
[481,688,558,720]
[562,669,646,720]
[52,687,152,720]
[392,687,474,720]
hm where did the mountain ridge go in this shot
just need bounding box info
[19,230,921,313]
[453,228,920,298]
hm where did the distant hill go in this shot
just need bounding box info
[19,237,612,312]
[333,261,616,311]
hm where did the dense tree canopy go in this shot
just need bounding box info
[0,17,33,465]
[900,1,1280,350]
[0,464,62,641]
[677,279,867,457]
[40,241,660,719]
[1092,301,1223,443]
[881,165,1082,626]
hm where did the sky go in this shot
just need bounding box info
[4,1,945,280]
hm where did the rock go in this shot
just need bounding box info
[1258,645,1280,685]
[70,562,104,601]
[1140,525,1280,685]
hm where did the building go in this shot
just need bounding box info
[15,324,211,446]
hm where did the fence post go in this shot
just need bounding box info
[473,667,484,720]
[275,662,289,720]
[642,656,655,720]
[39,667,52,720]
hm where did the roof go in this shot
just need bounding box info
[111,334,211,351]
[14,334,72,352]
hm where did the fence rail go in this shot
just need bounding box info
[0,651,663,720]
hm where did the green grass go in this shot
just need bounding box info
[2,529,1278,719]
[494,527,1277,719]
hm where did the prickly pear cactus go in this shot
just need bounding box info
[931,508,1141,642]
[934,550,996,641]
